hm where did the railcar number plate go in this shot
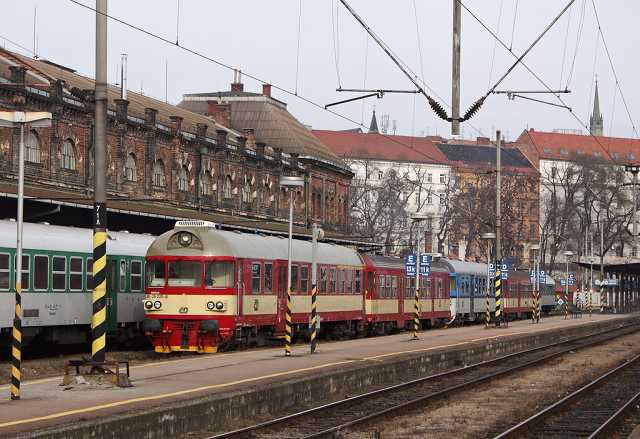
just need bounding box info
[146,294,168,299]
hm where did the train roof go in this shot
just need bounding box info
[0,220,154,256]
[362,254,448,273]
[438,258,487,276]
[147,224,363,266]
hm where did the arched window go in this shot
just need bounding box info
[200,173,211,196]
[124,153,136,182]
[177,166,188,192]
[242,180,251,203]
[153,160,165,187]
[223,175,233,199]
[61,139,76,170]
[25,130,40,163]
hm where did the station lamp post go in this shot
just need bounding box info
[0,111,52,400]
[563,250,574,319]
[481,232,496,328]
[411,214,430,340]
[279,175,305,356]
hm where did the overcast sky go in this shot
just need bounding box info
[3,1,639,141]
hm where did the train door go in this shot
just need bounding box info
[275,261,287,332]
[105,256,120,332]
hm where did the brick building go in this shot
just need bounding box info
[0,49,353,239]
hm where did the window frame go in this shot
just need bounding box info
[320,266,327,293]
[264,262,273,293]
[130,260,143,292]
[300,265,309,294]
[86,257,94,290]
[25,130,40,164]
[52,255,67,291]
[0,252,10,291]
[119,259,127,292]
[291,264,299,293]
[330,267,337,293]
[33,254,49,291]
[125,153,137,182]
[251,262,262,294]
[153,160,166,188]
[69,256,83,292]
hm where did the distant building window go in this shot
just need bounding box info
[61,139,76,170]
[627,153,635,160]
[427,173,432,183]
[427,193,433,205]
[153,160,165,187]
[439,193,445,205]
[177,166,188,191]
[25,130,40,163]
[200,173,211,196]
[543,147,552,154]
[560,148,569,156]
[125,153,136,182]
[612,152,620,160]
[439,174,447,184]
[223,175,233,199]
[377,170,383,180]
[594,151,602,157]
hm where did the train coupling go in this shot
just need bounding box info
[61,358,132,388]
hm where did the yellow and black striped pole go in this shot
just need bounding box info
[310,284,317,353]
[309,223,320,354]
[413,279,420,339]
[485,270,491,328]
[494,263,502,327]
[92,0,108,363]
[285,287,293,356]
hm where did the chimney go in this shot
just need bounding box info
[169,115,183,137]
[144,107,157,128]
[231,68,244,93]
[9,66,26,85]
[256,141,266,158]
[262,83,272,98]
[196,123,208,139]
[207,101,231,127]
[115,99,129,123]
[216,129,228,148]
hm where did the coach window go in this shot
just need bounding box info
[251,263,261,293]
[69,257,83,291]
[168,261,201,287]
[336,270,343,294]
[87,258,94,289]
[437,278,443,298]
[330,268,337,293]
[391,276,398,298]
[53,256,66,291]
[378,275,385,297]
[264,263,273,293]
[205,261,234,288]
[120,260,127,291]
[345,270,353,294]
[291,264,298,293]
[355,270,361,293]
[300,266,309,293]
[0,253,9,291]
[320,267,327,293]
[14,255,30,291]
[386,275,393,298]
[131,260,143,292]
[33,255,48,291]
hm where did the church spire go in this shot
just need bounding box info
[369,109,379,133]
[589,79,603,136]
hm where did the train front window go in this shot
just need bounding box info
[146,260,166,287]
[205,261,234,288]
[167,261,201,287]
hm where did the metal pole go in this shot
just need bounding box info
[485,240,491,328]
[310,223,319,354]
[10,123,25,400]
[284,190,294,356]
[600,220,605,312]
[413,226,421,339]
[633,171,638,258]
[451,0,461,135]
[495,130,502,327]
[92,0,108,363]
[565,259,569,319]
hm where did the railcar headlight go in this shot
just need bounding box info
[153,300,162,310]
[206,301,216,310]
[144,300,154,310]
[215,301,224,310]
[178,232,193,247]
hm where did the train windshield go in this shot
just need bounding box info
[204,261,234,288]
[167,261,202,287]
[146,260,166,287]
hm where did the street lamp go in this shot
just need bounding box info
[481,232,496,328]
[530,243,541,323]
[411,214,430,340]
[563,250,574,320]
[279,175,305,356]
[0,111,52,401]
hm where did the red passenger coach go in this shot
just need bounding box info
[143,220,366,353]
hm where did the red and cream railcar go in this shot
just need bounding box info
[503,270,535,318]
[143,221,366,353]
[360,255,451,333]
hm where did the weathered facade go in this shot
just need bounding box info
[0,49,353,238]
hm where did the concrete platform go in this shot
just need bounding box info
[0,313,636,438]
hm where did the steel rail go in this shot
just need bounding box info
[493,353,640,438]
[589,388,640,438]
[206,321,640,439]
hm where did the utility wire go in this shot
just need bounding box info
[590,0,639,138]
[412,0,426,87]
[0,34,36,56]
[67,0,447,165]
[487,0,504,92]
[330,0,342,88]
[558,3,573,89]
[175,0,180,45]
[564,0,586,89]
[294,0,302,95]
[509,0,519,51]
[458,0,618,164]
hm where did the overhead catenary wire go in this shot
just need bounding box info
[564,0,586,90]
[330,0,342,88]
[0,34,36,56]
[294,0,302,95]
[509,0,519,51]
[66,0,447,165]
[558,3,573,89]
[590,0,639,138]
[487,0,505,92]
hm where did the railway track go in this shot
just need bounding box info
[206,322,640,439]
[494,352,640,439]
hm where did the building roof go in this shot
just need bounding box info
[369,109,379,133]
[179,93,345,168]
[311,130,449,164]
[516,128,640,163]
[436,142,534,169]
[0,48,239,141]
